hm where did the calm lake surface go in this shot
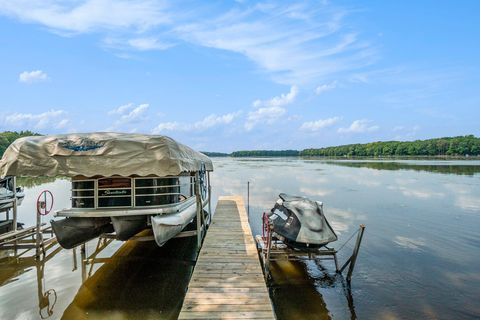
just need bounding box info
[1,158,479,319]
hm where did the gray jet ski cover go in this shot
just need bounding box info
[268,193,337,248]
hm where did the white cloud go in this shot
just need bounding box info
[315,81,337,95]
[192,112,240,131]
[300,116,340,131]
[245,86,298,131]
[0,1,170,34]
[152,111,241,134]
[253,86,298,108]
[245,106,286,131]
[108,103,134,115]
[3,109,68,129]
[152,121,181,133]
[176,3,375,84]
[127,37,174,51]
[120,103,149,122]
[18,70,48,83]
[109,103,149,121]
[103,36,174,52]
[107,103,149,131]
[338,119,379,134]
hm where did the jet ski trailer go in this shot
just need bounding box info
[256,193,365,283]
[0,132,213,249]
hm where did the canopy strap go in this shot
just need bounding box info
[336,228,360,252]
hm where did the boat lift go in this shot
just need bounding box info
[256,217,366,283]
[0,177,57,259]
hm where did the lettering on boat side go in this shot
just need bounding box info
[59,139,104,152]
[100,190,128,196]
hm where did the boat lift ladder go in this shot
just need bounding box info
[256,223,366,283]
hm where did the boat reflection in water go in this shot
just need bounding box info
[0,241,62,319]
[63,229,198,320]
[0,226,199,320]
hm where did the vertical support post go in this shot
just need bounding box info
[207,171,212,226]
[12,176,17,232]
[72,247,78,271]
[247,181,250,223]
[80,243,86,283]
[35,191,44,259]
[264,222,272,274]
[333,253,339,272]
[195,172,202,249]
[346,224,365,283]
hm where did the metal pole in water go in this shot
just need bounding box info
[12,176,17,232]
[195,172,202,249]
[207,171,212,225]
[36,198,42,259]
[247,181,250,222]
[346,224,366,283]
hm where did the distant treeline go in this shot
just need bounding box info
[204,135,480,158]
[301,135,480,157]
[0,131,40,157]
[201,152,230,157]
[231,150,300,157]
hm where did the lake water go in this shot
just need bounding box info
[1,158,479,319]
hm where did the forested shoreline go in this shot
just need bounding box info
[300,135,480,157]
[0,131,40,157]
[206,135,480,158]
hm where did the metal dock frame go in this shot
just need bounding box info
[256,223,366,283]
[0,177,57,259]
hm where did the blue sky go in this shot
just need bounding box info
[0,1,478,152]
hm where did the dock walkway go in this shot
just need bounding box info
[178,195,275,319]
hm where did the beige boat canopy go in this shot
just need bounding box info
[0,132,213,178]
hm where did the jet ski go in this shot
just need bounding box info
[266,193,337,250]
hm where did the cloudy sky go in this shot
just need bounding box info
[0,1,478,152]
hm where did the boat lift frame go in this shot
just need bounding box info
[256,222,366,283]
[0,177,57,259]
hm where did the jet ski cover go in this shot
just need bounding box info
[268,193,337,248]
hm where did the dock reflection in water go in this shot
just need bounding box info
[268,260,356,320]
[0,230,199,320]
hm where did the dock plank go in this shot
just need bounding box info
[178,196,275,320]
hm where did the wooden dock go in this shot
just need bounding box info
[178,195,275,319]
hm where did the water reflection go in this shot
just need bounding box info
[0,228,198,320]
[63,231,198,320]
[0,241,62,319]
[326,160,480,176]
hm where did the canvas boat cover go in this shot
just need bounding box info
[0,132,213,178]
[268,193,337,248]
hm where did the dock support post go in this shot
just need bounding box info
[80,243,86,283]
[207,172,212,225]
[339,224,365,283]
[35,204,43,259]
[12,176,17,232]
[264,222,272,275]
[247,181,250,222]
[195,172,202,249]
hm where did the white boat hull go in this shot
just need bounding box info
[151,201,197,247]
